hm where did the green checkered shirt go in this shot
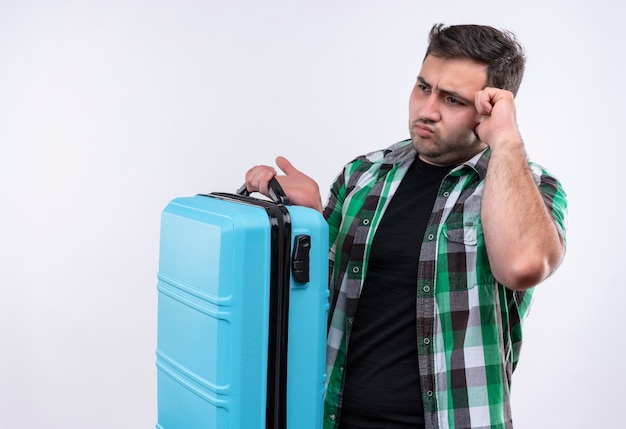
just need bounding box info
[322,139,568,429]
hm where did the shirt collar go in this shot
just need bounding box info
[383,139,491,180]
[449,147,491,180]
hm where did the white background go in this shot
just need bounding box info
[1,1,623,428]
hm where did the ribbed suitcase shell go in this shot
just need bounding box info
[156,193,328,429]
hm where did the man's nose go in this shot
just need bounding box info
[418,94,441,122]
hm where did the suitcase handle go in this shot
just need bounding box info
[237,177,290,205]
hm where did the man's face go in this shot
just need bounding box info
[409,55,489,166]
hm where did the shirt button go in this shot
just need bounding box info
[362,218,370,225]
[423,338,430,345]
[427,390,433,397]
[339,366,344,373]
[423,285,430,293]
[427,233,435,240]
[442,191,450,197]
[347,317,354,325]
[352,266,360,273]
[329,414,336,421]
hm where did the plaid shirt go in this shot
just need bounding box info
[322,139,568,429]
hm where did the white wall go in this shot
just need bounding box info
[1,1,623,427]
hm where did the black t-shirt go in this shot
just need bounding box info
[339,157,452,428]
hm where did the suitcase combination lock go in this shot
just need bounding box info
[291,235,311,284]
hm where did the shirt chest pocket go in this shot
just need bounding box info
[442,213,483,246]
[441,189,483,241]
[442,217,482,246]
[440,216,486,291]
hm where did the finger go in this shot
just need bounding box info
[474,112,488,126]
[261,168,278,194]
[275,156,298,175]
[475,90,493,115]
[244,167,257,191]
[473,116,485,137]
[245,165,276,192]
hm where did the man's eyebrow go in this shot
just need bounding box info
[417,76,473,105]
[417,76,431,88]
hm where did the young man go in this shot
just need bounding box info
[245,23,567,429]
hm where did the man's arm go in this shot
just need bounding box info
[475,88,565,291]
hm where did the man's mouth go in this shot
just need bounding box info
[413,123,435,138]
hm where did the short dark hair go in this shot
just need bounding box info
[425,23,526,96]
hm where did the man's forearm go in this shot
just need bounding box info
[481,140,564,290]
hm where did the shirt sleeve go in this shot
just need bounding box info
[530,163,568,245]
[323,167,347,262]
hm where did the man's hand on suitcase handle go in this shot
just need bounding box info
[245,156,324,213]
[238,177,290,205]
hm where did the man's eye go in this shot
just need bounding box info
[446,96,462,105]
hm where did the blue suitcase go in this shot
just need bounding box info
[156,180,328,429]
